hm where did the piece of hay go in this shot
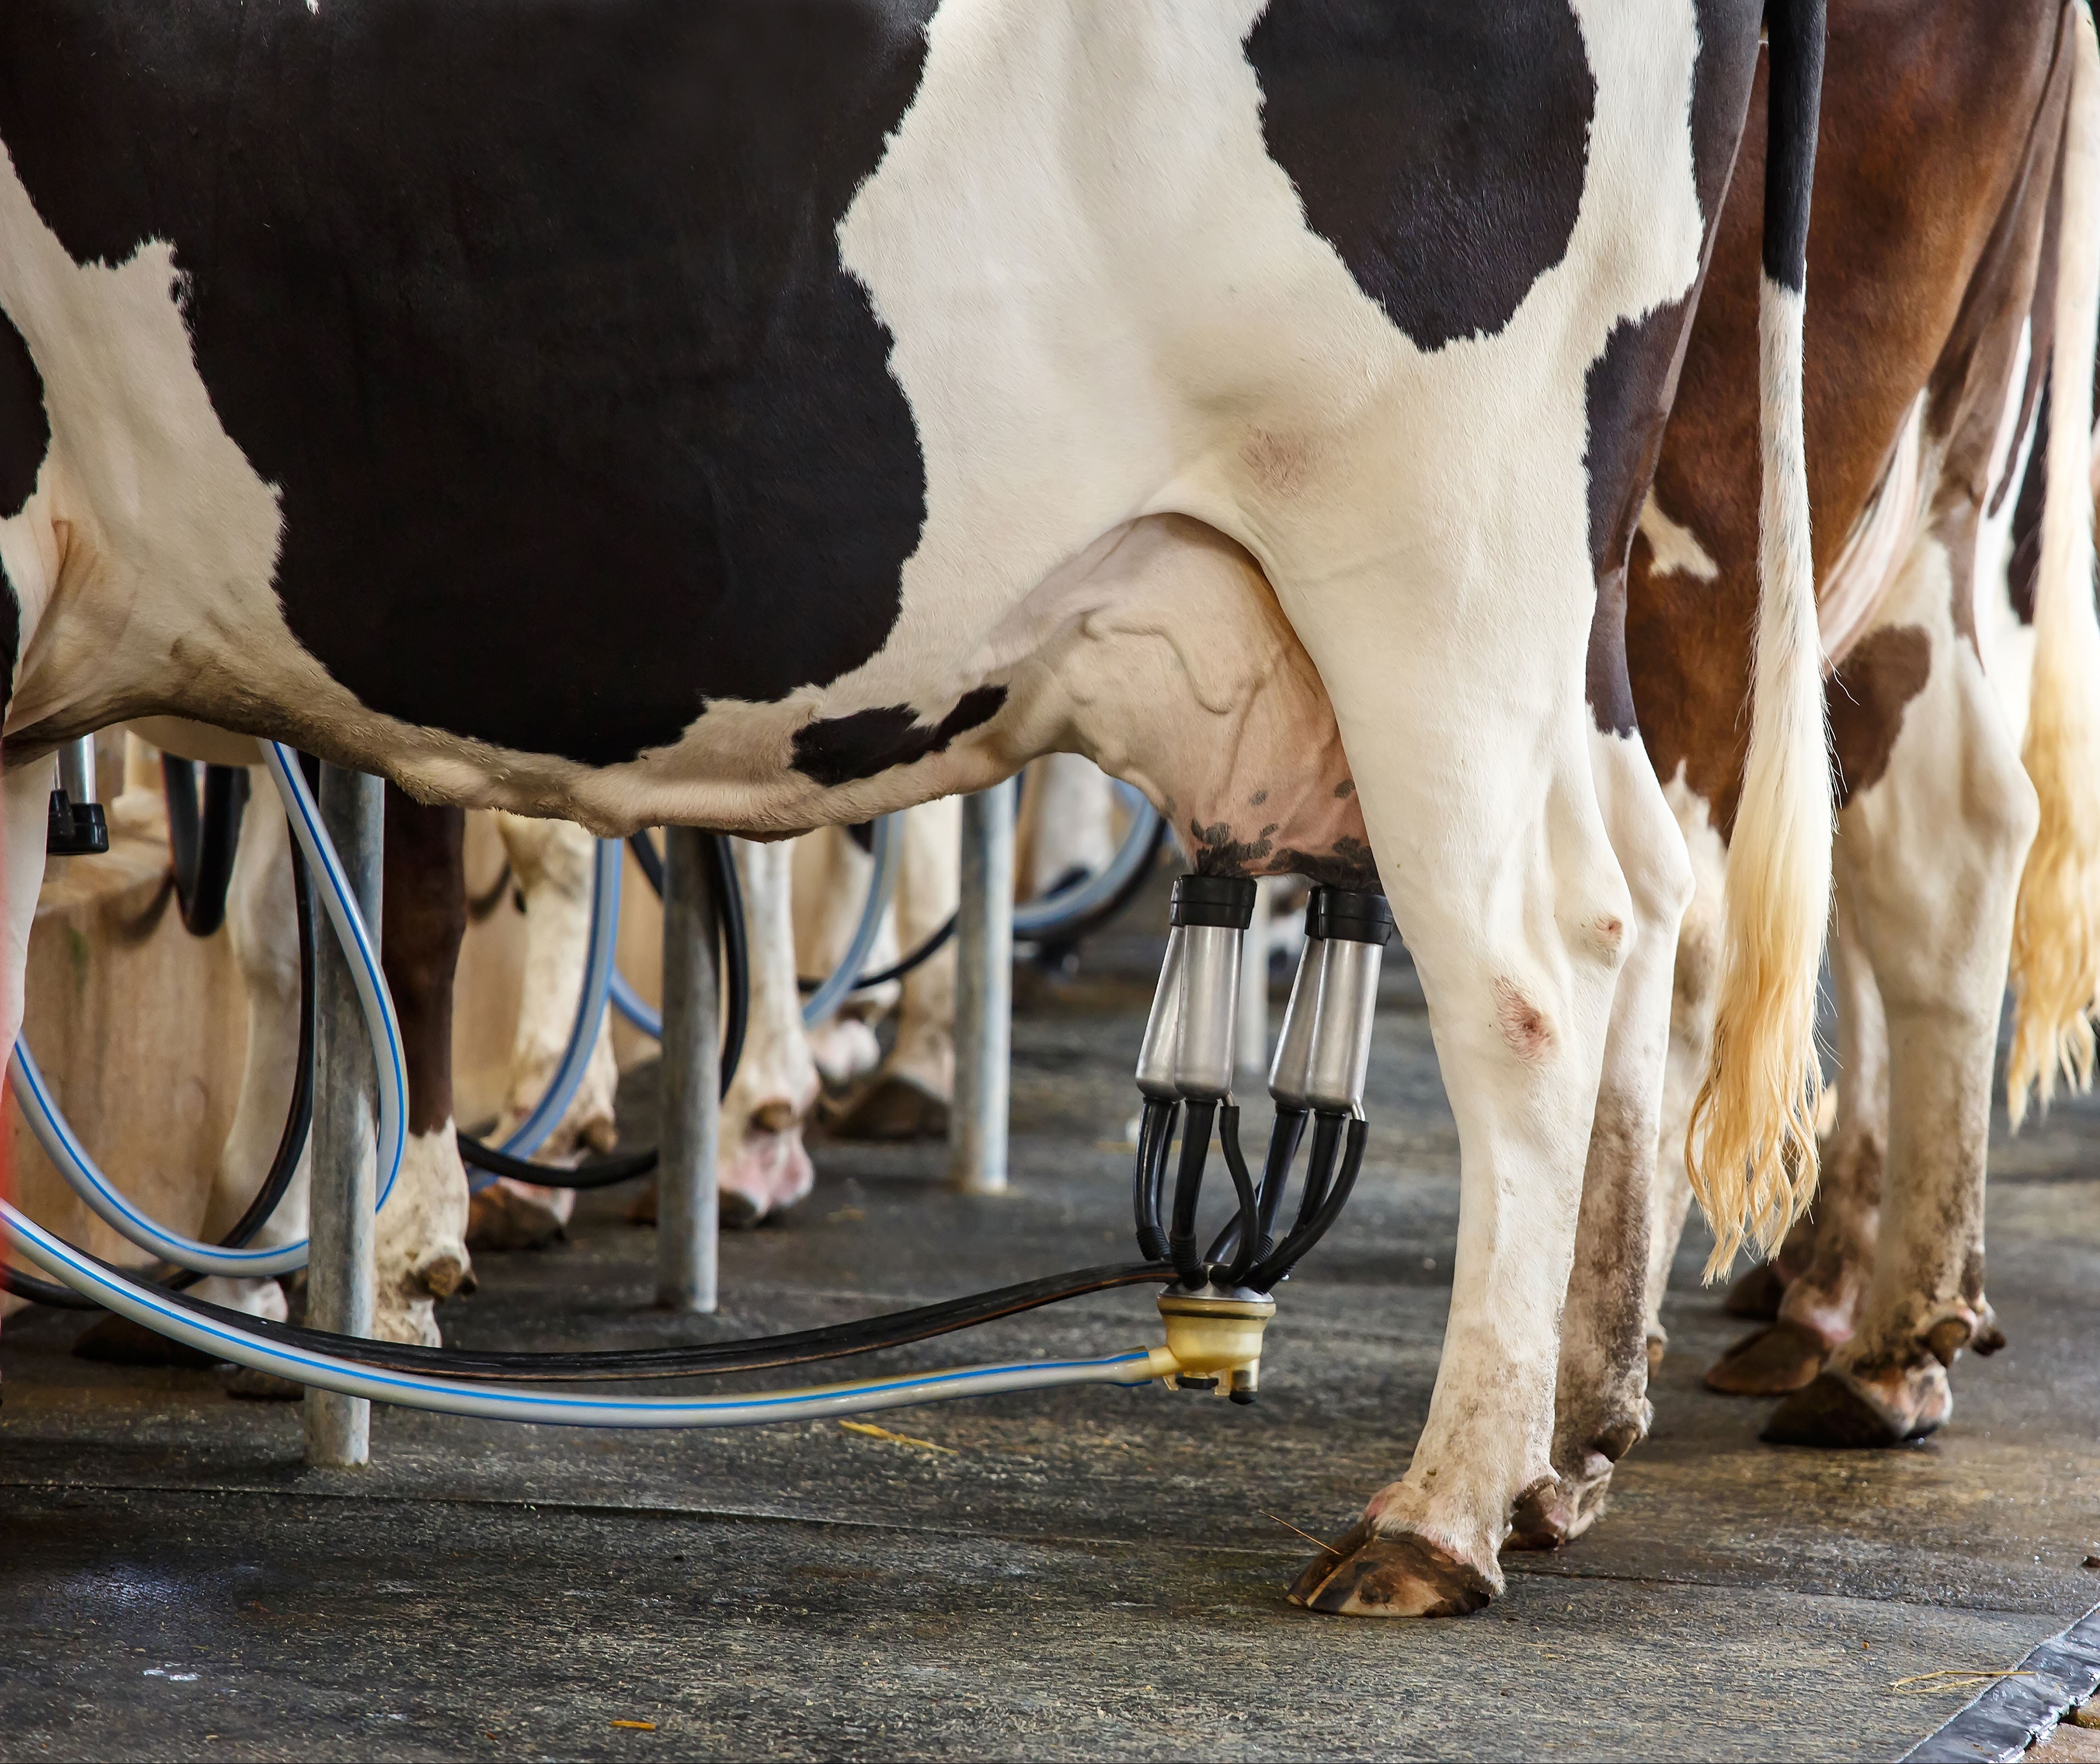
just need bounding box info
[838,1420,955,1455]
[1889,1669,2037,1695]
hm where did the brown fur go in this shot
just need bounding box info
[1827,624,1931,807]
[1629,2,2071,837]
[380,791,467,1137]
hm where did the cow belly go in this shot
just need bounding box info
[0,0,1708,861]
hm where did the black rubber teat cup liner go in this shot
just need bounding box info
[1305,886,1393,947]
[1169,873,1258,931]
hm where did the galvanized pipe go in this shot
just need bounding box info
[948,781,1016,1195]
[305,763,382,1468]
[657,825,721,1313]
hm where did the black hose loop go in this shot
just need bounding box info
[1215,1104,1260,1287]
[1131,1097,1176,1261]
[705,832,748,1100]
[69,1255,1178,1382]
[1167,1097,1217,1289]
[627,828,665,897]
[6,832,318,1309]
[1247,1113,1367,1292]
[163,759,249,938]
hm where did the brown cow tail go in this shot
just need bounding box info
[1686,0,1832,1279]
[2009,1,2100,1126]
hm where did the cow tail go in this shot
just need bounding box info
[2008,0,2100,1128]
[1685,0,1831,1279]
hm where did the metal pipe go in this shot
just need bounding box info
[305,763,383,1469]
[46,735,109,855]
[947,781,1015,1195]
[57,735,95,806]
[657,826,721,1313]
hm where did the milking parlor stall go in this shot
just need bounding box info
[8,4,2100,1762]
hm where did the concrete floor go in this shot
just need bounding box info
[4,903,2099,1761]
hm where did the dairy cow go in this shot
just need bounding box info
[0,1,1829,1615]
[1584,0,2100,1477]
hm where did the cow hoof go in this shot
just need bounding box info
[1287,1520,1496,1618]
[1722,1262,1786,1321]
[1645,1331,1667,1376]
[719,1188,764,1230]
[1762,1366,1946,1448]
[72,1314,219,1370]
[1507,1479,1579,1552]
[417,1251,475,1302]
[832,1074,951,1142]
[466,1183,569,1251]
[224,1365,304,1402]
[626,1181,657,1227]
[1704,1319,1828,1396]
[1506,1431,1634,1552]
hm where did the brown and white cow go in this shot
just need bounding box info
[1516,0,2100,1533]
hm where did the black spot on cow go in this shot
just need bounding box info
[1246,0,1595,350]
[0,310,43,715]
[791,685,1006,789]
[0,311,48,521]
[2006,379,2048,625]
[0,0,937,768]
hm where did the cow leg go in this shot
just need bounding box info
[1638,779,1730,1374]
[1282,607,1631,1614]
[715,837,820,1224]
[1508,727,1692,1550]
[834,797,959,1141]
[1767,606,2034,1446]
[1704,885,1885,1395]
[791,827,888,1089]
[467,814,617,1249]
[370,792,475,1345]
[190,776,307,1324]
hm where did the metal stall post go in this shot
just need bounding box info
[657,826,721,1313]
[947,781,1016,1195]
[305,763,383,1468]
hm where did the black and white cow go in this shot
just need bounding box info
[0,0,1828,1616]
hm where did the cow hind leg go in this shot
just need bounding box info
[1639,780,1730,1374]
[1508,726,1691,1550]
[1704,887,1885,1397]
[372,793,474,1345]
[833,797,959,1142]
[1767,607,2035,1446]
[715,837,820,1224]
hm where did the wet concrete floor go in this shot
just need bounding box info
[4,902,2099,1760]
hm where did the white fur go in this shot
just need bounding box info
[1684,274,1830,1277]
[2007,2,2100,1121]
[1635,494,1719,582]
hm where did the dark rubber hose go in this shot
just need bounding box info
[41,1253,1176,1382]
[162,758,249,939]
